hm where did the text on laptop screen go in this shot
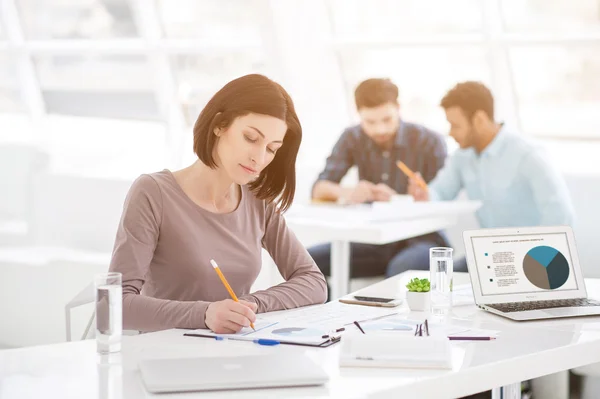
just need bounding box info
[470,232,579,297]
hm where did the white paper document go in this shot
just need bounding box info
[340,317,499,369]
[287,201,482,224]
[339,333,453,369]
[452,284,476,306]
[357,316,499,339]
[188,319,329,345]
[187,301,400,346]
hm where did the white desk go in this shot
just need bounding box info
[4,271,600,399]
[286,201,481,299]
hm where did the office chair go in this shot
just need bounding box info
[65,282,95,341]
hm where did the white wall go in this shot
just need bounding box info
[564,173,600,278]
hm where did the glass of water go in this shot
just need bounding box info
[94,272,122,354]
[430,247,453,315]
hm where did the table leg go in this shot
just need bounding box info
[330,240,350,300]
[492,382,521,399]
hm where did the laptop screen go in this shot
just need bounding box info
[470,232,580,297]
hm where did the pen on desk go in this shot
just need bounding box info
[184,333,279,346]
[396,161,428,191]
[354,321,366,334]
[253,339,280,346]
[215,336,280,346]
[448,336,496,341]
[210,259,255,331]
[344,312,398,326]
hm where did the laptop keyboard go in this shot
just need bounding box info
[487,298,600,313]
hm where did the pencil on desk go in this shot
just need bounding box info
[354,320,366,334]
[448,336,496,341]
[396,161,428,191]
[210,259,255,331]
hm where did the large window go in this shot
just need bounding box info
[503,0,600,138]
[329,0,483,36]
[171,52,268,126]
[500,0,600,33]
[328,0,600,139]
[1,0,600,184]
[510,47,600,138]
[33,54,159,120]
[17,0,139,39]
[1,0,273,177]
[156,0,266,42]
[328,0,487,133]
[0,55,25,113]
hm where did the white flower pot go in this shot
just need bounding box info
[406,291,431,311]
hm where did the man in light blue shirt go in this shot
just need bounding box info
[407,81,575,272]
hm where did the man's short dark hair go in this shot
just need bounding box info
[354,78,399,110]
[440,81,494,122]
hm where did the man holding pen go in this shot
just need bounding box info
[309,78,449,291]
[408,81,575,270]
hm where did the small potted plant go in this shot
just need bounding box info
[405,278,431,311]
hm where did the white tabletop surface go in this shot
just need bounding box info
[285,201,481,245]
[4,272,600,399]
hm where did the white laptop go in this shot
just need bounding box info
[463,225,600,321]
[139,353,329,393]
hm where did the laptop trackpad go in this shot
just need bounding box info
[543,308,579,317]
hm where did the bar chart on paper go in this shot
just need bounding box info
[523,246,570,290]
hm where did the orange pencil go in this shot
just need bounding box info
[396,161,428,190]
[210,259,255,330]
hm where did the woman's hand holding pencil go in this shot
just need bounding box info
[397,161,430,201]
[205,259,258,334]
[205,299,257,334]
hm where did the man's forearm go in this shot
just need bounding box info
[312,180,344,201]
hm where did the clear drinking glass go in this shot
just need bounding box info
[97,353,123,399]
[94,272,123,354]
[430,247,453,315]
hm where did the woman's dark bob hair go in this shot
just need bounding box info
[193,74,301,212]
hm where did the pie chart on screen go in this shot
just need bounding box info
[523,246,570,290]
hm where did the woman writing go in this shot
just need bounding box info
[109,74,327,334]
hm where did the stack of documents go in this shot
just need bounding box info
[339,316,499,369]
[339,332,453,369]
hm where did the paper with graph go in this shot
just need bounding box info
[188,301,400,345]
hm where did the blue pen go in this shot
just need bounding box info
[253,339,280,346]
[214,336,280,346]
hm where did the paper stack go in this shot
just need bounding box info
[339,332,452,369]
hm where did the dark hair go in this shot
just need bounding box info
[440,81,495,122]
[193,74,301,212]
[354,78,399,110]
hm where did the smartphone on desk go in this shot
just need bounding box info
[339,295,402,308]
